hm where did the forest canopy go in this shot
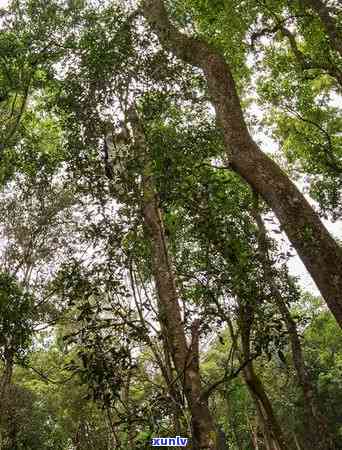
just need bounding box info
[0,0,341,449]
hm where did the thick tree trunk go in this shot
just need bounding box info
[253,202,337,450]
[129,107,217,449]
[0,351,16,450]
[141,0,342,328]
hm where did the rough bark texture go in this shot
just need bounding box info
[303,0,342,57]
[141,0,342,328]
[129,107,217,449]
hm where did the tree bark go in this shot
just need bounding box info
[129,106,217,449]
[141,0,342,329]
[105,407,119,449]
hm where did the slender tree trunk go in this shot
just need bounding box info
[130,265,186,435]
[277,297,335,450]
[122,366,135,448]
[129,106,217,449]
[253,199,337,450]
[243,367,283,450]
[141,0,342,329]
[0,350,14,405]
[293,432,302,450]
[217,427,229,450]
[105,407,119,449]
[248,415,259,450]
[238,304,288,450]
[160,336,186,436]
[251,418,261,450]
[73,422,84,450]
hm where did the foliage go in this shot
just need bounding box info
[0,0,341,449]
[0,272,34,363]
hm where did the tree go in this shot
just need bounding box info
[0,272,34,403]
[141,0,342,328]
[0,1,341,448]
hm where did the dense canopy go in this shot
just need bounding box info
[0,0,341,449]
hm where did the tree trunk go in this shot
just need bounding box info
[105,407,119,449]
[249,415,259,450]
[73,422,84,450]
[238,304,288,450]
[293,432,302,450]
[129,106,217,449]
[0,351,16,450]
[160,335,187,436]
[122,366,135,449]
[253,199,337,450]
[217,427,229,450]
[0,350,14,405]
[130,265,186,435]
[141,0,342,329]
[277,298,336,450]
[244,369,282,450]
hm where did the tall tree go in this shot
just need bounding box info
[128,105,218,449]
[141,0,342,328]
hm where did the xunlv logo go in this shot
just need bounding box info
[151,436,188,446]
